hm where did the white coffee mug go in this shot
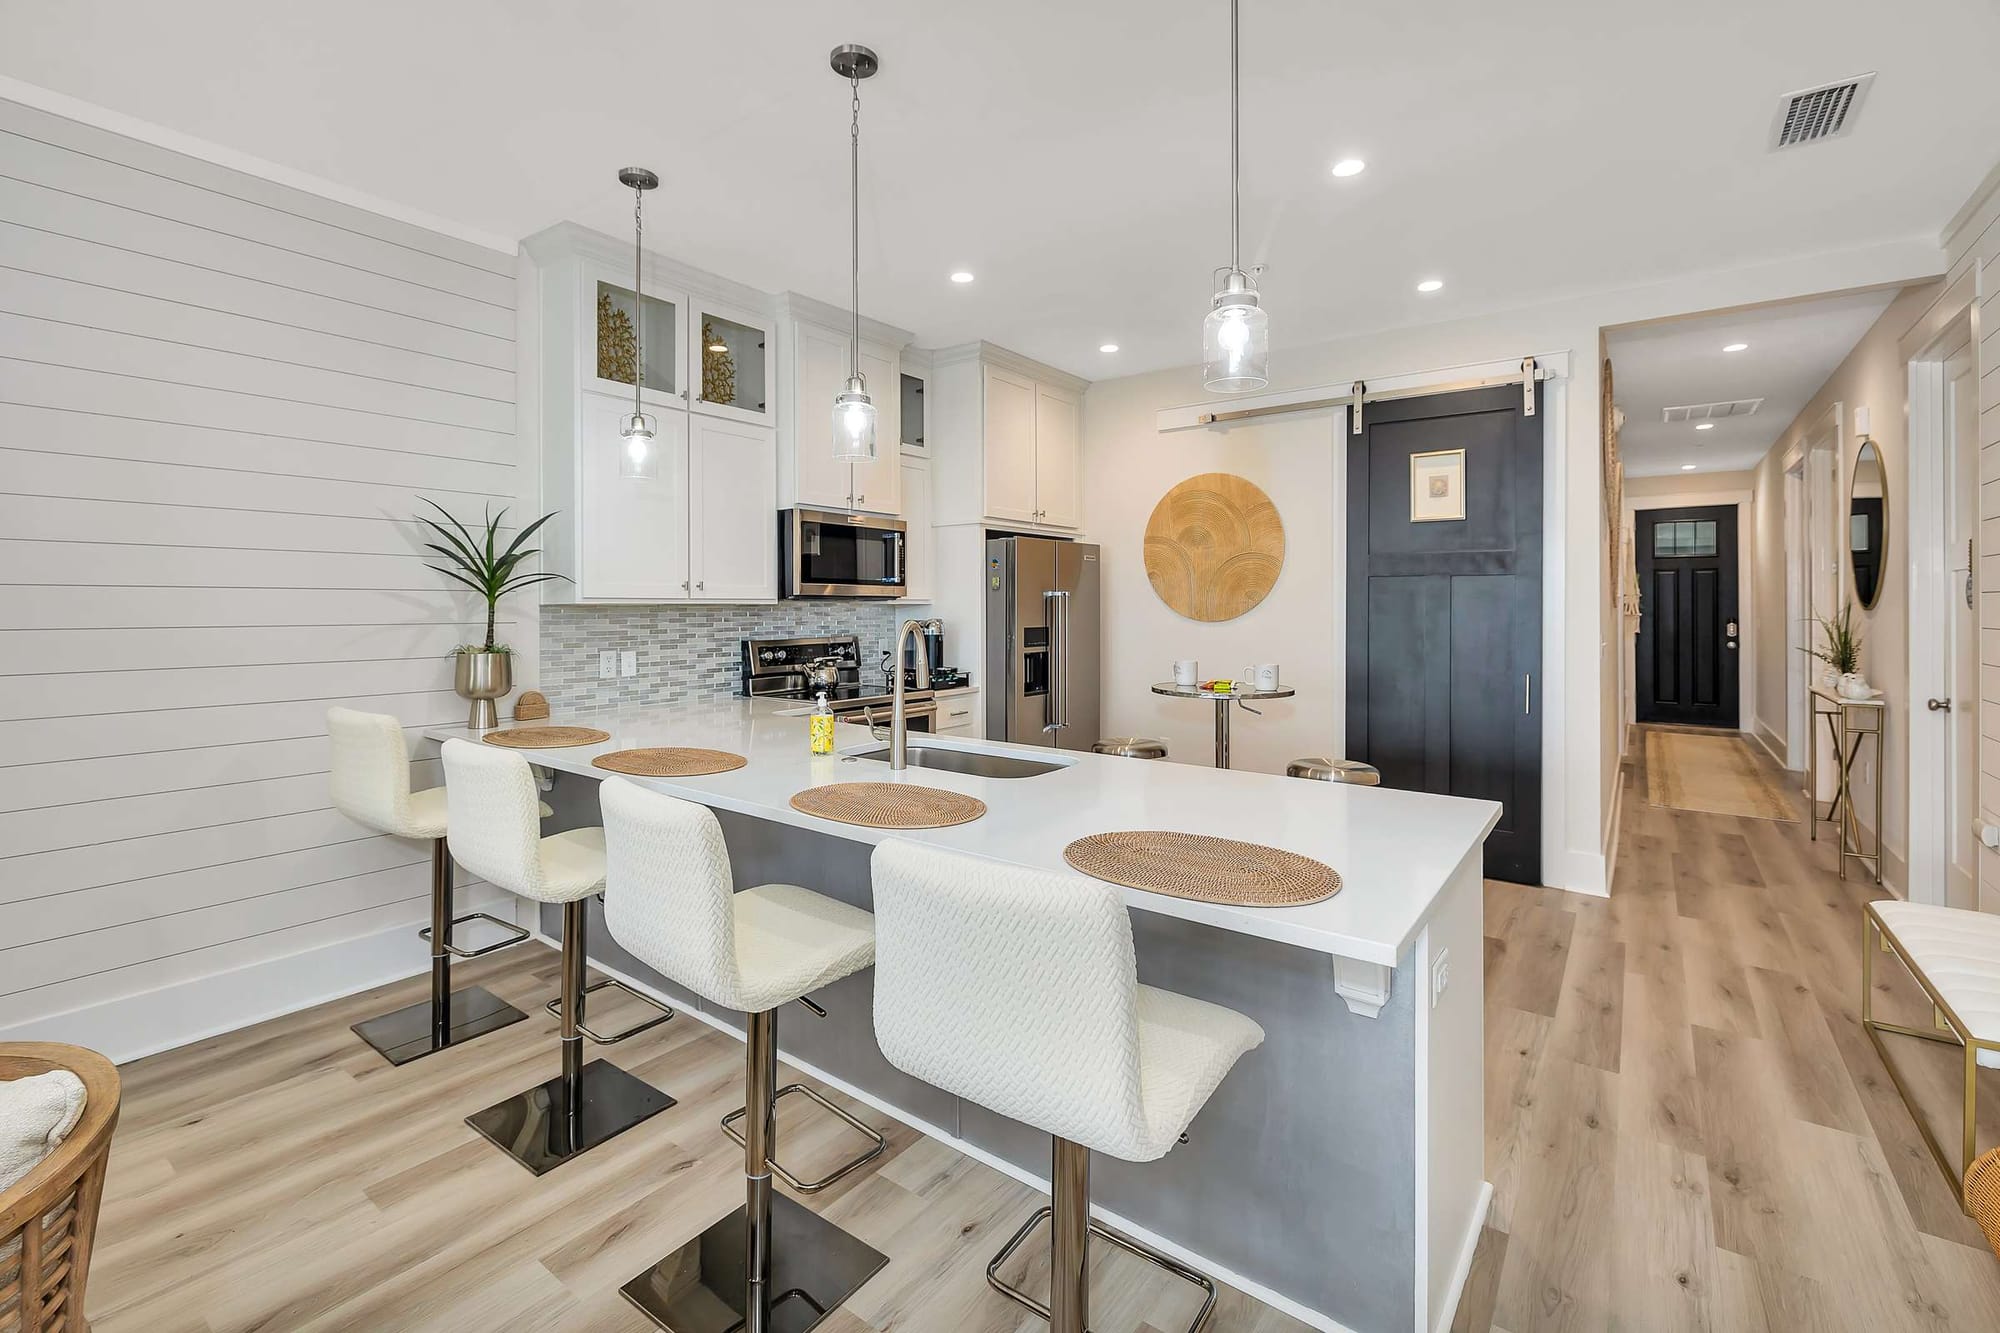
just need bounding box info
[1242,663,1280,691]
[1173,659,1199,687]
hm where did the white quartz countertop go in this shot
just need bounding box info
[424,700,1498,967]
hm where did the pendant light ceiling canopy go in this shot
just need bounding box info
[1203,0,1268,394]
[616,165,660,478]
[831,43,880,462]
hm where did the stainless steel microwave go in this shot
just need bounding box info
[779,508,907,599]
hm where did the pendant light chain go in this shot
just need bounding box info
[849,73,863,383]
[1230,0,1240,274]
[630,178,646,422]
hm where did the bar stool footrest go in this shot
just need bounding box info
[720,1083,886,1194]
[546,978,675,1044]
[419,912,530,959]
[986,1204,1218,1333]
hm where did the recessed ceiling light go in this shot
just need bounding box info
[1723,342,1748,352]
[1682,464,1698,471]
[949,270,975,284]
[1331,158,1366,178]
[1099,343,1119,353]
[1416,278,1444,293]
[1695,422,1715,431]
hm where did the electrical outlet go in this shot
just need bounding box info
[1430,949,1450,1008]
[598,650,616,680]
[620,650,638,678]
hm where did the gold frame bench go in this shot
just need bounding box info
[1861,899,2000,1211]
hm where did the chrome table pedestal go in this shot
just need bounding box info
[621,1009,887,1332]
[350,836,528,1065]
[464,899,675,1174]
[1150,682,1296,769]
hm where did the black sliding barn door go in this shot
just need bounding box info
[1347,386,1544,885]
[1634,505,1739,728]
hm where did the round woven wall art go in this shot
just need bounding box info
[1063,831,1339,907]
[1142,472,1285,622]
[591,747,748,777]
[481,726,612,749]
[789,782,987,829]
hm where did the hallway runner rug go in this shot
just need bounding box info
[1643,729,1795,821]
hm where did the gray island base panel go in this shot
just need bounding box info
[524,765,1489,1333]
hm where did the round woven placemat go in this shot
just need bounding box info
[789,782,987,829]
[481,726,612,749]
[591,747,748,777]
[1063,831,1340,907]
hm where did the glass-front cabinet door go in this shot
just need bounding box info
[586,261,686,406]
[690,297,773,426]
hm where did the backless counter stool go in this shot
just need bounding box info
[327,707,529,1064]
[599,779,887,1333]
[870,839,1265,1333]
[441,739,676,1174]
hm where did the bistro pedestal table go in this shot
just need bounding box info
[1150,682,1296,769]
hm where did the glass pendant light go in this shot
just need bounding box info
[616,166,661,479]
[830,44,880,462]
[1203,0,1268,393]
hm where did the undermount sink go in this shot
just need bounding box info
[847,746,1065,779]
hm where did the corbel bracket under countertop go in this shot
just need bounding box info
[1332,958,1391,1018]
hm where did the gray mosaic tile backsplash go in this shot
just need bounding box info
[538,602,904,714]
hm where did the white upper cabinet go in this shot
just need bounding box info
[900,456,933,602]
[689,415,777,601]
[577,392,690,600]
[585,258,687,409]
[690,295,774,427]
[774,292,912,517]
[931,344,1090,531]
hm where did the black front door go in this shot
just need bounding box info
[1634,505,1739,728]
[1347,386,1543,885]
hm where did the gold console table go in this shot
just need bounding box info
[1808,683,1885,882]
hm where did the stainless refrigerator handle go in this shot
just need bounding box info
[1043,589,1070,733]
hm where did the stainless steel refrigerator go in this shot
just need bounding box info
[984,536,1100,751]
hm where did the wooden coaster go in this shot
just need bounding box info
[789,782,986,829]
[1063,831,1340,907]
[592,747,748,778]
[482,726,612,749]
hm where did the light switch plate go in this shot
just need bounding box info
[598,651,617,680]
[620,650,638,678]
[1430,948,1450,1008]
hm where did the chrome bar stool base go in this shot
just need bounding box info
[620,1191,888,1333]
[352,837,529,1066]
[465,1058,673,1176]
[987,1139,1218,1333]
[350,984,526,1067]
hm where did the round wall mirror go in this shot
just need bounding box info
[1848,440,1887,609]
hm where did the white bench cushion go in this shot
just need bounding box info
[1871,900,2000,1069]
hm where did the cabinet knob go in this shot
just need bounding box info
[695,581,704,591]
[857,494,866,504]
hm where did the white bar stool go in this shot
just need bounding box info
[327,707,529,1064]
[599,779,888,1333]
[870,840,1265,1333]
[441,739,676,1174]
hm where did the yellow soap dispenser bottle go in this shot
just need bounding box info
[809,690,836,755]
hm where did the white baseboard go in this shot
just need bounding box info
[0,890,519,1064]
[1555,846,1611,898]
[1749,718,1790,771]
[1432,1180,1495,1333]
[539,930,1370,1333]
[1600,780,1626,896]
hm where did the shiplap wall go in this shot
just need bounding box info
[0,98,532,1053]
[1940,166,2000,912]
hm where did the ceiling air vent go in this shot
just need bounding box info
[1771,73,1875,149]
[1663,398,1763,424]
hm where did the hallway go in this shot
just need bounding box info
[1455,727,2000,1331]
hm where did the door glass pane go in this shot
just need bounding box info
[597,281,677,394]
[696,310,766,414]
[1653,523,1676,558]
[1692,521,1718,557]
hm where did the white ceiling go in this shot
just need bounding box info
[2,0,1995,380]
[1607,288,1898,476]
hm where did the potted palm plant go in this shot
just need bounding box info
[418,500,565,728]
[1803,601,1870,698]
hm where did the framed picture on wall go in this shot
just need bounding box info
[1409,448,1467,522]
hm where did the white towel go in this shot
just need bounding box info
[0,1069,88,1192]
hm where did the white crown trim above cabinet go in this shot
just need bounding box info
[930,342,1086,532]
[525,224,780,604]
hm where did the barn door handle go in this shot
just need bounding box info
[1523,674,1531,715]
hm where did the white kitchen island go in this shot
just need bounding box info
[423,700,1496,1333]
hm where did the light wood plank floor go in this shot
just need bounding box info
[89,947,1312,1332]
[1452,726,2000,1333]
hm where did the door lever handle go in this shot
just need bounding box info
[1928,698,1953,712]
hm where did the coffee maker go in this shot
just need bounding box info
[892,622,967,689]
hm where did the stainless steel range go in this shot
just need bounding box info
[739,634,934,730]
